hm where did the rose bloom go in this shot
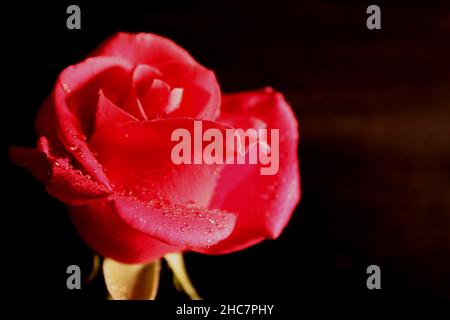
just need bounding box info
[10,33,300,263]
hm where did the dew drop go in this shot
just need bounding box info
[69,145,78,151]
[62,82,71,93]
[186,200,196,208]
[206,239,213,246]
[149,199,162,209]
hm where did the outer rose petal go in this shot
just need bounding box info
[89,118,229,207]
[111,196,236,248]
[52,56,135,189]
[9,137,110,205]
[199,88,300,254]
[91,32,197,67]
[88,118,237,249]
[68,199,179,264]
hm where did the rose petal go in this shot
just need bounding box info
[91,32,197,67]
[199,88,300,254]
[156,62,220,120]
[94,90,138,132]
[53,57,135,188]
[139,79,171,117]
[111,195,236,248]
[89,118,229,208]
[58,57,135,129]
[88,118,237,248]
[9,139,111,205]
[46,162,110,205]
[69,199,179,263]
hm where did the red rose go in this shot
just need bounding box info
[10,32,300,263]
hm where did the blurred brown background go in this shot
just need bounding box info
[3,0,450,303]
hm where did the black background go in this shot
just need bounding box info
[2,0,450,311]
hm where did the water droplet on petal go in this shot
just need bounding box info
[149,199,162,209]
[205,239,213,248]
[186,200,196,208]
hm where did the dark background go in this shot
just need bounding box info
[2,0,450,309]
